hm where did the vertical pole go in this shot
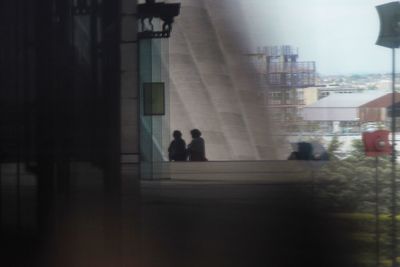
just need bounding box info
[376,156,380,267]
[0,164,2,230]
[392,47,397,267]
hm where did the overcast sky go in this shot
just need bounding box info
[240,0,399,75]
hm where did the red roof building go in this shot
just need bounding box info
[359,93,400,122]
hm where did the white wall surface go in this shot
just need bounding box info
[303,107,359,121]
[168,0,280,160]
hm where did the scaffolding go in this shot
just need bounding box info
[264,45,315,88]
[249,46,316,132]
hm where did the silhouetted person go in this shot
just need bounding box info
[187,129,207,161]
[168,130,187,161]
[288,142,330,161]
[288,142,313,160]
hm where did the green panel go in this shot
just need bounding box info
[143,82,165,116]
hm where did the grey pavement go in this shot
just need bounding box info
[0,176,356,267]
[139,180,355,267]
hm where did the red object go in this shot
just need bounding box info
[362,130,392,157]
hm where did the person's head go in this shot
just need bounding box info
[190,129,201,138]
[173,130,182,139]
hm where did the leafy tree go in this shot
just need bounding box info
[316,138,392,213]
[327,135,343,160]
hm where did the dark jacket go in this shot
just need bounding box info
[187,137,207,161]
[168,138,187,161]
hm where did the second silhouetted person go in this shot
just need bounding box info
[187,129,207,161]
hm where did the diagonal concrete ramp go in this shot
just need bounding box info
[169,0,281,161]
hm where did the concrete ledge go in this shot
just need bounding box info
[152,161,325,183]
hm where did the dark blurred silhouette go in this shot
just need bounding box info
[288,142,313,160]
[310,141,329,160]
[187,129,207,161]
[0,1,126,266]
[168,130,187,161]
[288,142,329,161]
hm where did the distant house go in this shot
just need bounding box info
[359,93,400,132]
[302,92,389,133]
[359,93,400,122]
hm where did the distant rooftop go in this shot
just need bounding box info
[360,93,400,108]
[306,92,387,108]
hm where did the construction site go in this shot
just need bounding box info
[249,45,316,132]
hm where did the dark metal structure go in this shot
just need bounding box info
[266,46,315,88]
[138,0,181,39]
[0,0,122,263]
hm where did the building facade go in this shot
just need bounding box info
[248,46,316,133]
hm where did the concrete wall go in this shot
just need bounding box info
[168,0,279,160]
[154,161,321,182]
[303,107,359,121]
[303,87,319,106]
[120,0,140,176]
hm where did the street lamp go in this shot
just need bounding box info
[376,2,400,267]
